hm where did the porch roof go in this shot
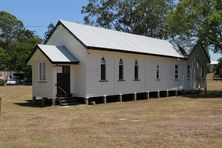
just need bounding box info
[37,44,79,64]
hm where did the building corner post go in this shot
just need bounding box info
[52,97,56,106]
[85,97,89,105]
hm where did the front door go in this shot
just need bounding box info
[57,66,70,96]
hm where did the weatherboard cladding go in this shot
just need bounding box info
[58,20,185,59]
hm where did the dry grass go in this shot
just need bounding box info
[0,81,222,148]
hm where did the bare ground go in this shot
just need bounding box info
[0,80,222,148]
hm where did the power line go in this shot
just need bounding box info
[24,26,48,28]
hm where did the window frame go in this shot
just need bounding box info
[100,57,107,82]
[175,64,179,80]
[118,59,124,81]
[187,65,191,79]
[134,60,139,81]
[156,64,160,81]
[38,62,46,82]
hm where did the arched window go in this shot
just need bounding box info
[156,64,160,80]
[175,64,179,79]
[119,59,124,80]
[134,60,139,80]
[187,65,191,79]
[101,57,106,80]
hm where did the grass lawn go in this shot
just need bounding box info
[0,80,222,147]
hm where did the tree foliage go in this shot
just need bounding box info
[167,0,222,52]
[82,0,222,53]
[0,47,9,70]
[44,23,55,41]
[0,11,23,52]
[82,0,175,39]
[0,11,41,78]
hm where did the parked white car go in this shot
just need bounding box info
[6,79,17,85]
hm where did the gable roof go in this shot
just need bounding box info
[178,39,199,56]
[46,20,186,59]
[180,40,210,62]
[171,39,210,62]
[27,44,79,64]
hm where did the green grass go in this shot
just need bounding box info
[0,81,222,148]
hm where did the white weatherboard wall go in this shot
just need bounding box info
[46,24,87,97]
[188,44,209,90]
[86,49,188,98]
[31,50,54,98]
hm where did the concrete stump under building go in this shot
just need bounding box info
[147,91,150,99]
[103,96,107,104]
[119,94,122,102]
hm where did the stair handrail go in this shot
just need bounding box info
[55,84,67,98]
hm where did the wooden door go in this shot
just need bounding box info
[57,66,70,96]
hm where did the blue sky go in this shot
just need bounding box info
[0,0,88,37]
[0,0,220,60]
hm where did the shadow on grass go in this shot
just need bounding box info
[14,99,52,108]
[184,90,222,99]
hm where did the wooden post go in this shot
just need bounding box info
[85,97,89,105]
[166,90,169,97]
[134,93,137,101]
[157,90,160,98]
[147,91,150,99]
[119,94,122,102]
[32,96,36,105]
[175,89,178,96]
[0,97,2,118]
[52,97,56,106]
[204,79,207,94]
[103,95,107,104]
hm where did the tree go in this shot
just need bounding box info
[0,11,41,79]
[167,0,222,52]
[44,23,54,41]
[0,11,23,52]
[81,0,175,39]
[0,47,9,70]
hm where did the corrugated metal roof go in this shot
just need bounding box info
[37,44,79,64]
[60,20,185,58]
[211,61,218,65]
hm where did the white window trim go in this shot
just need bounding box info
[38,62,46,82]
